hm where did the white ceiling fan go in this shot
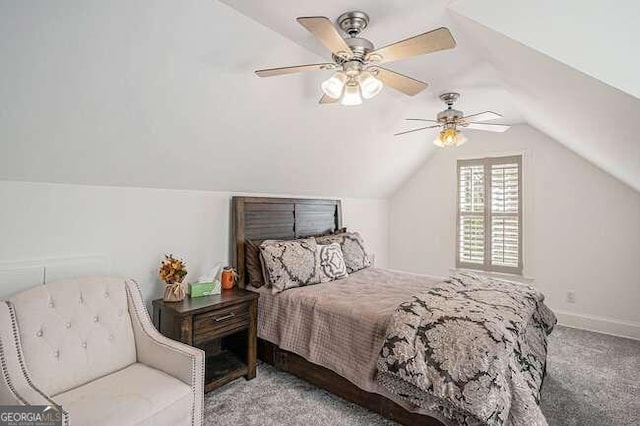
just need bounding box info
[255,11,456,106]
[395,92,511,147]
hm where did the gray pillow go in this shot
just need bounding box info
[315,231,371,273]
[260,238,320,294]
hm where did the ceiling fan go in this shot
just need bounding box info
[395,92,511,147]
[255,11,456,106]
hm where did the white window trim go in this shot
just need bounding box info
[456,155,523,276]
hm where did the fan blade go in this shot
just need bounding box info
[463,122,511,132]
[297,17,352,59]
[374,67,427,96]
[366,27,455,64]
[255,63,335,77]
[394,124,441,136]
[319,94,339,104]
[405,118,439,123]
[460,111,502,122]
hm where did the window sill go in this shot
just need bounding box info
[450,268,535,284]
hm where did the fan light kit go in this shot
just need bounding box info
[434,128,468,148]
[396,92,512,147]
[255,11,456,105]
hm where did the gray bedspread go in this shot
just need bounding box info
[250,267,455,424]
[251,267,442,393]
[377,272,557,426]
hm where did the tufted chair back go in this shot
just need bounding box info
[8,277,137,396]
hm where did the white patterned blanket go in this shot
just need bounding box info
[377,272,556,426]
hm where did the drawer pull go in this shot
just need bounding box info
[214,313,235,322]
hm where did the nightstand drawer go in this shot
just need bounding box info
[193,302,249,344]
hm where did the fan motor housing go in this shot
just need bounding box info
[346,37,374,54]
[437,108,464,123]
[333,37,374,63]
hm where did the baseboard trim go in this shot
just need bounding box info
[553,309,640,341]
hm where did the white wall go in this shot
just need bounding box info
[0,181,388,302]
[389,125,640,339]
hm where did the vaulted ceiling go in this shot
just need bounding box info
[0,0,638,197]
[448,0,640,192]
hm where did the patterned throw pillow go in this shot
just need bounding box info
[317,243,348,282]
[260,238,320,294]
[316,232,371,273]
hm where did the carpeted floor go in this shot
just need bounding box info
[205,325,640,425]
[540,326,640,426]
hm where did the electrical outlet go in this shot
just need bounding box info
[566,291,576,304]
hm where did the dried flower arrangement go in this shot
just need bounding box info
[159,254,187,302]
[159,254,187,284]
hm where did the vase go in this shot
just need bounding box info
[163,281,186,302]
[221,267,237,290]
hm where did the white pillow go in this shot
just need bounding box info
[317,242,348,282]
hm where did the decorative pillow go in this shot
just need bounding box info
[317,243,348,282]
[315,231,371,273]
[245,239,266,288]
[260,238,320,294]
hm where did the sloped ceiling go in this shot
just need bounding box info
[449,0,640,100]
[448,1,640,192]
[0,0,637,197]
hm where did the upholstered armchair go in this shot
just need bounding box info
[0,277,204,426]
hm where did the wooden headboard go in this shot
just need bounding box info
[231,196,342,288]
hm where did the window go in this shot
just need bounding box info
[456,155,522,275]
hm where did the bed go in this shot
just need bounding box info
[231,196,555,426]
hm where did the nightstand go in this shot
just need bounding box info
[152,288,259,392]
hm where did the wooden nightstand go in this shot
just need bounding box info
[152,288,259,392]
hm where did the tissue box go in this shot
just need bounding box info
[188,280,221,298]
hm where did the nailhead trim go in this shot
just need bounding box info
[0,336,29,405]
[5,302,70,425]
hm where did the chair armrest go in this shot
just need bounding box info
[0,303,70,424]
[125,280,204,426]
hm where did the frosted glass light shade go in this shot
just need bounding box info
[433,128,468,147]
[321,72,347,99]
[357,71,383,99]
[340,82,362,106]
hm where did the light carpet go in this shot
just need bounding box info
[204,325,640,425]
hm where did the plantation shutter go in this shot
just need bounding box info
[458,162,485,265]
[457,156,522,275]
